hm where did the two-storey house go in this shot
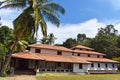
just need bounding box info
[11,44,118,74]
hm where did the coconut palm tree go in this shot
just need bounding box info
[0,0,65,75]
[47,33,56,45]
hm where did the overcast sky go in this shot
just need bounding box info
[1,0,120,43]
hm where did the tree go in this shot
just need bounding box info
[63,38,78,48]
[40,33,56,45]
[47,33,56,45]
[89,24,120,58]
[0,0,65,75]
[77,33,87,44]
[0,26,28,72]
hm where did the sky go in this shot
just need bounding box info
[1,0,120,43]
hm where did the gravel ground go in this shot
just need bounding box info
[0,75,36,80]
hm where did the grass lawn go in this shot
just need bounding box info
[37,74,120,80]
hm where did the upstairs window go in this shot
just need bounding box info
[26,47,30,51]
[79,64,83,69]
[97,55,100,58]
[57,51,62,55]
[77,54,80,56]
[91,63,94,68]
[112,64,115,68]
[98,63,100,68]
[35,49,41,53]
[105,64,108,68]
[88,54,90,57]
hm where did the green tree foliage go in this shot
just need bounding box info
[0,26,28,71]
[40,33,56,45]
[89,24,120,58]
[63,38,79,48]
[0,0,65,75]
[77,33,87,44]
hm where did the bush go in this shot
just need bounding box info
[0,72,7,77]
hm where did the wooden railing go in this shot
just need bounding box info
[39,68,73,72]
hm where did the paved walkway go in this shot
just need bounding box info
[0,75,36,80]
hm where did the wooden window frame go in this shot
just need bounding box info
[35,49,41,53]
[91,63,94,68]
[98,63,100,68]
[57,51,62,55]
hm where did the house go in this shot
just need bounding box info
[11,44,119,74]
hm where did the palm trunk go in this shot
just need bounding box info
[0,38,19,75]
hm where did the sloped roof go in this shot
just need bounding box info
[12,52,90,64]
[36,53,90,64]
[71,45,94,50]
[29,44,72,52]
[74,56,118,63]
[73,50,105,56]
[12,52,43,60]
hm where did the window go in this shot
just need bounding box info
[105,64,108,68]
[88,54,90,57]
[91,63,94,67]
[26,47,30,51]
[77,54,80,56]
[79,64,83,69]
[98,63,100,68]
[112,64,115,68]
[35,49,41,53]
[57,62,61,67]
[57,51,62,55]
[97,55,100,58]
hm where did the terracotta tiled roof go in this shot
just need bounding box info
[12,52,43,60]
[74,56,118,63]
[12,52,90,64]
[71,45,94,50]
[29,44,72,52]
[36,53,90,64]
[73,50,105,56]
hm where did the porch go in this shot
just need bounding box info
[11,58,73,75]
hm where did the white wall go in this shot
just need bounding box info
[41,49,57,55]
[73,63,89,73]
[90,55,97,58]
[62,52,72,56]
[88,62,118,70]
[30,48,35,53]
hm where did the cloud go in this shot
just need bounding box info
[0,9,22,28]
[38,18,106,44]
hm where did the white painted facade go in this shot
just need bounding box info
[73,64,89,73]
[27,45,118,74]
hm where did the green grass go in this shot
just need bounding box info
[37,74,120,80]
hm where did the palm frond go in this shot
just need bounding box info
[43,2,65,15]
[13,6,35,39]
[0,0,27,9]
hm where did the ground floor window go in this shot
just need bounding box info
[57,62,61,67]
[105,64,108,68]
[112,64,115,68]
[79,64,83,69]
[98,63,100,68]
[91,63,94,67]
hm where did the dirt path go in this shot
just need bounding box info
[0,75,36,80]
